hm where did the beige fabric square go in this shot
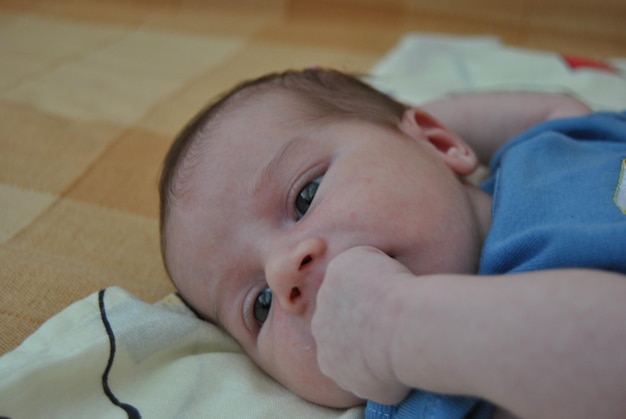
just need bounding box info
[0,13,127,58]
[0,12,129,90]
[144,7,280,38]
[11,198,171,289]
[0,102,121,194]
[0,183,56,243]
[0,244,114,352]
[0,244,172,354]
[68,127,172,218]
[3,29,247,124]
[0,102,122,194]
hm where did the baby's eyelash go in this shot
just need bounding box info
[253,287,272,326]
[286,163,327,219]
[242,286,263,333]
[242,281,274,333]
[295,176,323,220]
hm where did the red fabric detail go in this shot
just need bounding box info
[562,55,618,74]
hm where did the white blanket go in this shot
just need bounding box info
[368,34,625,110]
[0,287,361,418]
[2,34,625,419]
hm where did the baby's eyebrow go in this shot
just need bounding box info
[252,135,307,196]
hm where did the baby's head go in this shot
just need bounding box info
[159,68,482,407]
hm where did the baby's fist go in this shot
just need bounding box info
[312,246,412,403]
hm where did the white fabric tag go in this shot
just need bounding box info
[614,159,626,214]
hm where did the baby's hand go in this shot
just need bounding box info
[311,246,413,404]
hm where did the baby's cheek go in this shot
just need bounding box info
[255,317,360,407]
[274,346,363,408]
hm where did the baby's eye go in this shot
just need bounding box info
[254,287,272,325]
[295,176,323,219]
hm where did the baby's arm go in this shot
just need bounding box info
[421,92,591,164]
[312,247,626,419]
[389,268,626,419]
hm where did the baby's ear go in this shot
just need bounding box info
[399,109,478,176]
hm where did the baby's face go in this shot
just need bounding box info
[165,91,486,407]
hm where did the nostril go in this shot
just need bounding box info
[300,255,312,267]
[289,287,301,302]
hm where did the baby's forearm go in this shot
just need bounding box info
[386,269,626,419]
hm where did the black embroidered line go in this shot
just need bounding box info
[98,289,141,419]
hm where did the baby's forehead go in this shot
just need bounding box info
[219,88,313,125]
[169,89,313,233]
[166,90,292,195]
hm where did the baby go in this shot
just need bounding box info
[159,68,626,418]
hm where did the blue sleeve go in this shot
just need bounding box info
[366,390,494,419]
[482,111,626,196]
[490,111,626,174]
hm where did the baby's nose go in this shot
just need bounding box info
[265,237,327,314]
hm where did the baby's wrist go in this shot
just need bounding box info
[386,274,463,392]
[374,272,419,387]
